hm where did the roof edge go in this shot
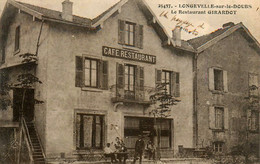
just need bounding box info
[196,23,260,53]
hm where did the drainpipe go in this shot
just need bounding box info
[35,20,44,56]
[193,53,199,148]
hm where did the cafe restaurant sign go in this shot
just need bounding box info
[102,46,156,64]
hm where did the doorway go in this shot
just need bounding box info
[13,88,34,122]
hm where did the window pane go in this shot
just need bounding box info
[91,69,97,87]
[129,66,134,75]
[214,69,223,91]
[92,60,97,70]
[85,59,90,69]
[85,68,90,86]
[83,115,93,148]
[130,75,134,91]
[130,32,134,45]
[95,116,102,148]
[125,25,129,44]
[215,107,224,129]
[130,24,134,32]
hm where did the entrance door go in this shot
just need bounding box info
[13,88,34,122]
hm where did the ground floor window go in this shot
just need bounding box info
[124,117,172,149]
[213,142,224,153]
[76,114,104,149]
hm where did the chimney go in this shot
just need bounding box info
[172,26,182,47]
[62,0,73,21]
[222,22,235,28]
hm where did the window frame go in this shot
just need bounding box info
[75,113,104,150]
[124,116,172,149]
[162,70,172,95]
[215,107,224,130]
[213,68,224,91]
[213,142,224,153]
[124,64,136,100]
[124,21,136,47]
[248,110,259,132]
[84,57,99,88]
[124,64,136,92]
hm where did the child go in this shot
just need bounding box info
[146,140,155,160]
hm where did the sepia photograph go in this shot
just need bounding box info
[0,0,259,163]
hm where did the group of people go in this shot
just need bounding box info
[104,135,156,164]
[104,137,128,163]
[133,135,156,164]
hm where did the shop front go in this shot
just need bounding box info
[124,116,173,150]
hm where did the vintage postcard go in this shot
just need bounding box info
[0,0,259,163]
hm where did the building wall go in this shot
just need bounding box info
[196,31,260,152]
[43,0,194,159]
[0,11,50,150]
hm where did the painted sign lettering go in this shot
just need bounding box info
[102,46,156,64]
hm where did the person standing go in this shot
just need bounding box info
[146,140,156,160]
[133,135,145,164]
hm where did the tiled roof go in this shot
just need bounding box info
[16,1,92,27]
[188,27,231,49]
[12,0,195,52]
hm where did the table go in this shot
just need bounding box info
[114,152,129,163]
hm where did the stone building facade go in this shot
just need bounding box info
[189,22,260,155]
[0,0,195,162]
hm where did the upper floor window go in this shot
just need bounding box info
[125,22,135,46]
[124,64,135,92]
[156,69,180,97]
[162,70,172,95]
[85,58,98,87]
[15,26,20,51]
[209,68,228,92]
[209,106,228,130]
[75,56,108,89]
[214,69,223,91]
[116,63,144,100]
[118,20,143,48]
[215,107,224,129]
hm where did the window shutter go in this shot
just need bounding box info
[175,72,180,97]
[139,25,143,49]
[223,70,228,92]
[135,66,140,100]
[247,109,252,130]
[118,20,125,45]
[155,69,162,86]
[209,106,215,129]
[171,72,176,96]
[75,56,83,87]
[224,108,229,130]
[99,60,108,90]
[139,67,144,100]
[116,63,125,98]
[134,24,139,48]
[76,114,81,148]
[208,68,214,91]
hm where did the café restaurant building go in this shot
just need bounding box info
[0,0,195,161]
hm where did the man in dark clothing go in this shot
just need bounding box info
[133,135,145,164]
